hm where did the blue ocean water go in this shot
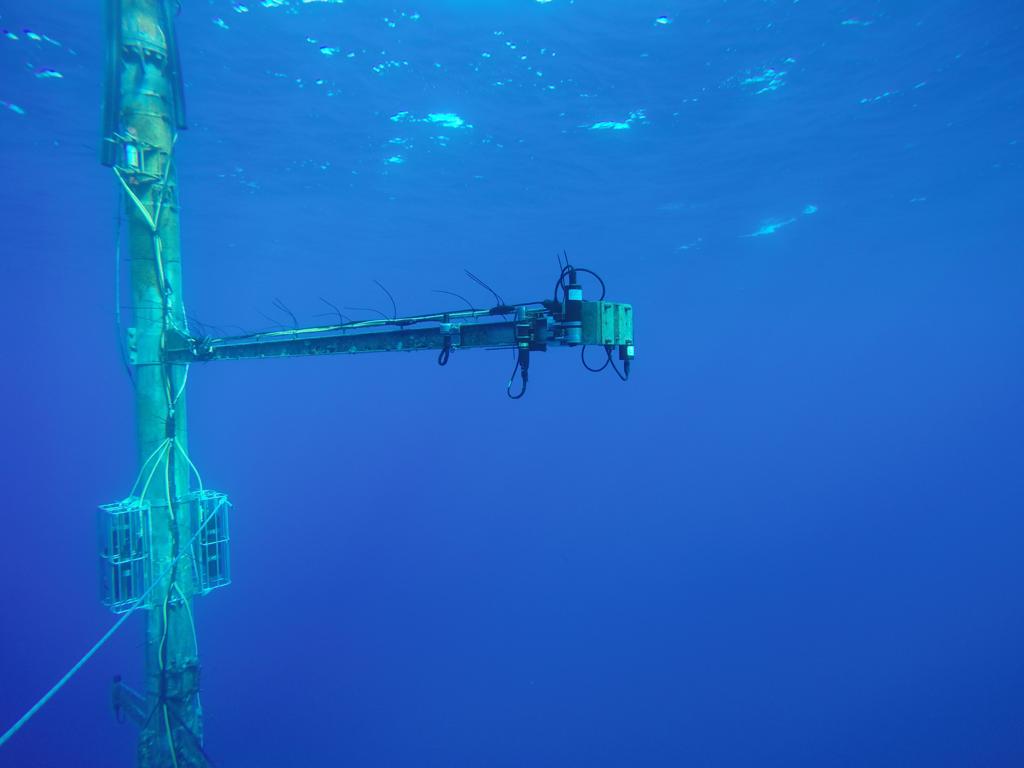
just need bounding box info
[1,0,1022,765]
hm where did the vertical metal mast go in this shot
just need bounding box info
[103,1,202,765]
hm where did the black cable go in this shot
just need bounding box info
[552,265,572,302]
[167,706,218,768]
[438,345,451,366]
[555,266,607,302]
[581,345,610,372]
[578,268,607,300]
[506,357,527,399]
[255,309,287,330]
[186,315,208,338]
[607,347,629,382]
[139,685,167,733]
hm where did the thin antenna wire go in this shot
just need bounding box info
[315,296,349,325]
[271,298,298,329]
[186,315,208,338]
[373,280,398,320]
[432,289,475,312]
[464,269,505,307]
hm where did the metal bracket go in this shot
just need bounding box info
[438,322,462,348]
[161,327,199,361]
[112,676,147,727]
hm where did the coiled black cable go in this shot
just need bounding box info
[554,265,607,303]
[581,345,610,372]
[506,356,528,399]
[607,347,629,382]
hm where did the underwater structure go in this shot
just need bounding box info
[99,0,211,764]
[1,2,634,766]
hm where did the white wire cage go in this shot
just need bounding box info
[98,497,153,613]
[185,489,232,595]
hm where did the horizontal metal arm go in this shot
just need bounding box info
[164,321,517,363]
[161,299,634,366]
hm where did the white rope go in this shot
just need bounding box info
[0,509,218,749]
[172,365,190,406]
[127,439,171,500]
[174,441,204,493]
